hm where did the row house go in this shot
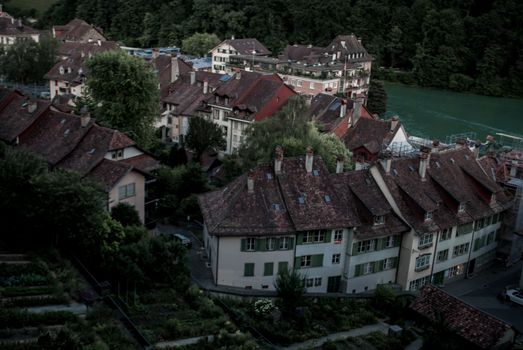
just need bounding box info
[52,19,107,43]
[199,145,512,293]
[0,9,40,46]
[226,35,372,101]
[209,37,270,74]
[0,89,159,225]
[371,147,511,291]
[44,41,120,101]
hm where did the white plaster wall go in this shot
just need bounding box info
[108,171,145,223]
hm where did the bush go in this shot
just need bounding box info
[1,285,56,297]
[111,203,141,227]
[0,309,77,328]
[0,261,48,277]
[3,294,69,307]
[0,273,50,287]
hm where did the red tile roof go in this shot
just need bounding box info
[121,153,160,173]
[0,93,50,143]
[217,38,270,56]
[0,17,40,36]
[54,19,106,42]
[88,158,133,192]
[343,117,399,154]
[410,284,514,349]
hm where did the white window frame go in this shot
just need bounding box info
[333,230,343,242]
[440,228,452,241]
[418,234,433,249]
[301,255,311,267]
[118,183,136,200]
[385,236,394,248]
[266,238,276,251]
[415,254,431,271]
[246,238,256,251]
[332,253,341,264]
[363,262,373,275]
[357,239,376,253]
[437,249,448,263]
[374,215,385,225]
[314,277,322,286]
[458,202,466,212]
[425,211,433,221]
[383,258,394,270]
[279,237,289,250]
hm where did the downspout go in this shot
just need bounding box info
[215,236,219,285]
[429,230,440,284]
[465,226,476,279]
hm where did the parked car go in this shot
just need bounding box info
[506,288,523,306]
[173,233,192,249]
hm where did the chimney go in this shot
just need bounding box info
[432,139,440,153]
[352,98,363,126]
[339,99,347,118]
[203,79,209,94]
[17,19,22,29]
[390,115,399,132]
[231,35,235,40]
[456,138,466,149]
[97,39,102,46]
[305,146,314,173]
[190,71,196,85]
[510,161,518,178]
[247,171,254,193]
[380,151,392,175]
[80,106,90,127]
[274,146,283,174]
[80,50,85,58]
[171,56,180,82]
[473,140,481,159]
[88,38,93,43]
[152,48,159,59]
[357,37,362,44]
[235,69,241,80]
[419,150,429,181]
[336,155,345,174]
[27,100,37,114]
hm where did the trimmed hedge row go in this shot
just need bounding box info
[1,286,55,298]
[3,295,69,308]
[0,309,77,329]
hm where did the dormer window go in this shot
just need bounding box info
[458,202,466,213]
[424,211,433,222]
[373,215,385,225]
[59,66,64,75]
[111,149,124,160]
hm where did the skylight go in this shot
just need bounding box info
[266,173,273,180]
[392,169,398,177]
[329,101,341,111]
[88,148,96,154]
[313,169,320,176]
[435,161,441,168]
[408,165,415,172]
[272,203,281,211]
[298,196,305,204]
[324,195,332,203]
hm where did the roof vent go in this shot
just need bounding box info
[88,148,96,154]
[64,129,70,136]
[324,195,332,203]
[266,173,273,180]
[272,203,281,211]
[450,158,455,164]
[60,118,66,124]
[313,169,320,176]
[298,196,305,204]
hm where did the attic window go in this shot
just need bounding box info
[21,102,28,108]
[450,158,455,164]
[424,211,433,222]
[266,173,273,180]
[392,169,398,177]
[88,148,96,155]
[374,215,385,225]
[298,196,305,205]
[458,202,466,213]
[324,195,332,203]
[313,169,320,176]
[64,129,70,137]
[272,203,281,211]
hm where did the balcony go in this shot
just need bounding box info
[418,242,433,250]
[415,265,430,272]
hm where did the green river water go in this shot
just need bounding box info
[384,83,523,143]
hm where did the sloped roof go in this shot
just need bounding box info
[218,38,270,56]
[343,117,399,154]
[57,41,119,58]
[153,55,192,98]
[54,19,106,42]
[410,284,514,349]
[88,158,133,192]
[121,153,160,173]
[0,17,39,36]
[0,93,50,142]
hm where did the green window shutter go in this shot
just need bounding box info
[278,261,288,273]
[352,242,359,256]
[392,257,398,268]
[274,238,280,250]
[355,264,362,277]
[325,230,332,243]
[474,238,479,251]
[377,238,384,251]
[311,254,323,267]
[294,257,301,269]
[256,238,265,251]
[372,261,379,273]
[264,262,274,276]
[241,239,246,251]
[394,235,401,247]
[297,233,304,245]
[244,263,254,277]
[288,237,295,250]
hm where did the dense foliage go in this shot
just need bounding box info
[85,50,159,149]
[182,32,220,57]
[366,80,387,116]
[34,0,523,97]
[0,35,58,83]
[185,116,226,162]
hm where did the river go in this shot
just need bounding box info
[383,83,523,144]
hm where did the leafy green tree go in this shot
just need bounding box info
[111,202,142,227]
[85,50,159,148]
[239,96,352,172]
[366,80,387,116]
[0,35,58,83]
[185,117,226,162]
[274,268,306,319]
[182,32,220,57]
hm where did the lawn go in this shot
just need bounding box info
[7,0,57,16]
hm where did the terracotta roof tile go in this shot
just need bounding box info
[88,158,132,192]
[0,94,50,142]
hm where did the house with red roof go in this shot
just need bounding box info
[210,37,270,74]
[0,88,159,225]
[52,19,106,43]
[0,10,40,46]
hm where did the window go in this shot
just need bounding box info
[303,230,326,243]
[332,254,341,264]
[309,82,315,89]
[296,80,302,87]
[279,237,289,250]
[415,254,431,271]
[301,255,311,268]
[448,264,465,278]
[458,202,466,213]
[357,239,376,253]
[111,149,124,160]
[418,234,433,249]
[212,109,219,119]
[424,211,433,221]
[334,230,343,242]
[457,223,473,236]
[278,261,288,273]
[118,183,136,200]
[385,236,395,248]
[409,276,431,291]
[437,249,449,263]
[306,278,314,287]
[374,215,385,225]
[453,243,469,257]
[363,262,373,275]
[440,228,452,241]
[486,231,495,245]
[383,258,394,270]
[314,277,322,286]
[244,263,254,277]
[246,238,256,251]
[263,262,273,276]
[266,238,276,251]
[474,235,487,251]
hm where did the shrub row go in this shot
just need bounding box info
[3,295,69,308]
[0,309,77,329]
[1,285,55,298]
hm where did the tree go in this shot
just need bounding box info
[111,202,141,227]
[0,35,58,83]
[239,96,352,173]
[85,50,159,148]
[366,80,387,116]
[185,117,226,162]
[182,32,220,57]
[274,268,306,319]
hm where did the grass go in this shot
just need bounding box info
[7,0,58,16]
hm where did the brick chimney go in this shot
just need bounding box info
[235,69,241,80]
[456,138,466,149]
[352,98,363,126]
[274,146,283,174]
[203,79,209,94]
[80,106,90,127]
[510,161,518,178]
[305,146,314,173]
[339,99,347,118]
[171,55,180,83]
[390,116,399,132]
[190,71,196,85]
[152,48,159,59]
[419,150,429,181]
[432,139,440,153]
[473,140,482,159]
[336,155,345,174]
[27,100,37,114]
[97,39,102,47]
[247,171,254,193]
[380,151,392,175]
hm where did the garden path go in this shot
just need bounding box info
[25,302,87,315]
[155,335,214,348]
